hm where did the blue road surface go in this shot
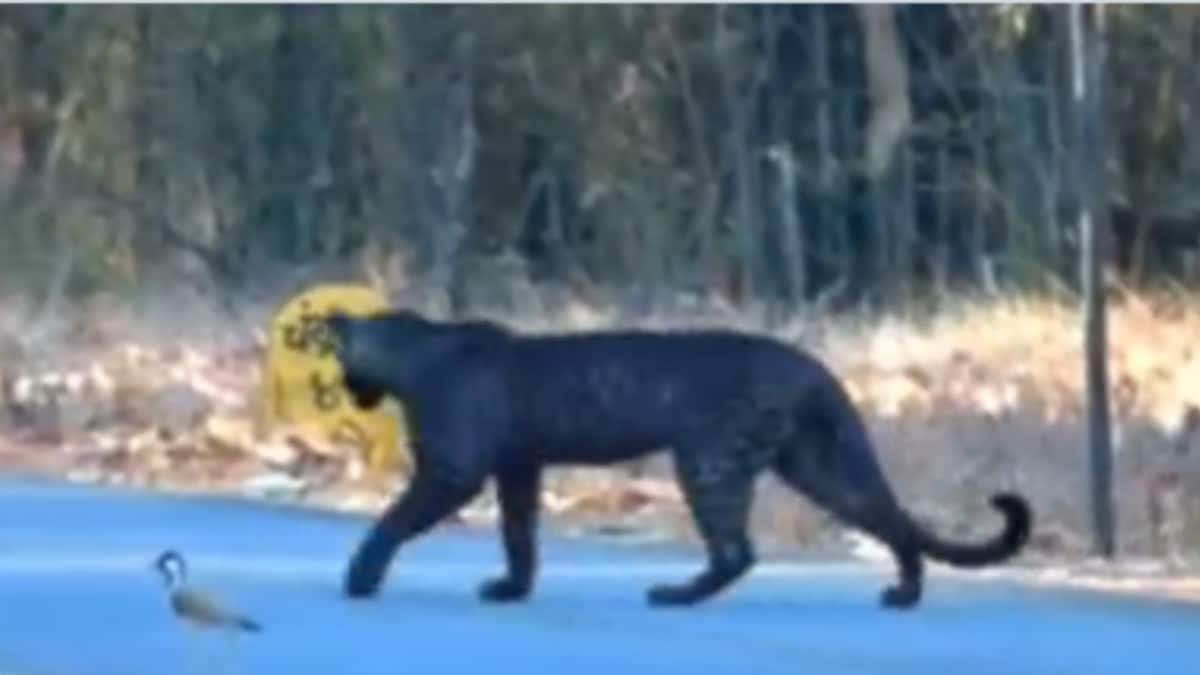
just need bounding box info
[0,476,1196,675]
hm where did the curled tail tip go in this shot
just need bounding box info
[990,491,1034,552]
[914,491,1034,568]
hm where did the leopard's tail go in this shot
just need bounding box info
[903,492,1032,567]
[787,366,1033,570]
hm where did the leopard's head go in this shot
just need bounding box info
[325,308,442,410]
[325,312,387,410]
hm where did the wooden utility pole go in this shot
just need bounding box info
[1070,3,1116,558]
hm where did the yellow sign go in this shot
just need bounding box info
[261,284,411,476]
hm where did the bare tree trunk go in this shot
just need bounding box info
[811,5,840,287]
[768,145,804,309]
[933,142,951,299]
[762,7,803,321]
[715,5,764,310]
[856,5,911,180]
[428,32,478,316]
[132,7,160,260]
[660,7,721,297]
[970,131,990,291]
[897,143,916,302]
[1071,2,1116,559]
[1044,84,1067,281]
[856,4,911,303]
[728,103,761,310]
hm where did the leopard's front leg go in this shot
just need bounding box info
[344,463,485,599]
[479,462,542,603]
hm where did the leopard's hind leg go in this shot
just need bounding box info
[772,418,925,609]
[647,433,772,608]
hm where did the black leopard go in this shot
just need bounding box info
[325,309,1032,610]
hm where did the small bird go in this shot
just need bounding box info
[152,549,263,634]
